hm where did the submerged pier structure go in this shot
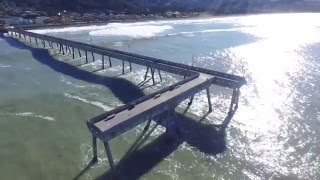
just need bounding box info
[5,28,246,172]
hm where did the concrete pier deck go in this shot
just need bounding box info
[87,74,213,142]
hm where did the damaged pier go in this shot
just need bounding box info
[5,27,246,172]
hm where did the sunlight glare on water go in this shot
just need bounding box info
[227,14,320,178]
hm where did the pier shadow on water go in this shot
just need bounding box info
[0,34,144,104]
[1,34,228,180]
[96,112,227,180]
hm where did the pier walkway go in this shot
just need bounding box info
[4,27,246,172]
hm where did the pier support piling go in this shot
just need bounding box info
[143,67,162,85]
[151,68,155,85]
[92,52,95,62]
[144,67,150,80]
[122,60,125,74]
[42,40,46,48]
[85,51,88,63]
[104,142,115,170]
[92,135,98,163]
[62,45,65,55]
[78,49,81,57]
[206,87,212,113]
[229,88,240,112]
[59,44,62,54]
[102,55,105,69]
[235,89,239,110]
[65,46,68,53]
[108,56,112,67]
[229,89,236,112]
[144,118,152,131]
[72,47,75,59]
[120,60,133,74]
[188,94,195,106]
[49,41,53,48]
[157,69,162,82]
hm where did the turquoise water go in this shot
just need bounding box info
[0,13,320,179]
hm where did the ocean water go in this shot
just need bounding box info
[1,13,320,179]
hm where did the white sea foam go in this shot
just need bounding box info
[28,24,111,34]
[113,41,124,47]
[13,112,55,121]
[89,22,238,38]
[0,64,11,68]
[59,76,86,88]
[27,17,240,39]
[79,59,102,68]
[165,28,241,37]
[29,22,173,38]
[106,17,239,27]
[89,24,173,38]
[64,93,112,111]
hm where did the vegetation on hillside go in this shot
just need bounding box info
[1,0,313,15]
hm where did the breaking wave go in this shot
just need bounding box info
[89,24,173,38]
[164,28,242,37]
[28,17,240,38]
[89,27,240,39]
[29,24,111,34]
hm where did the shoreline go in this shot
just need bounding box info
[13,11,317,30]
[11,13,242,30]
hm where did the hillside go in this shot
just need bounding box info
[1,0,317,15]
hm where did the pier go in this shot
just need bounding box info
[4,28,246,172]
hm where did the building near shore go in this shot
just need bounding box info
[21,11,41,19]
[0,17,33,25]
[34,16,49,24]
[43,16,61,24]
